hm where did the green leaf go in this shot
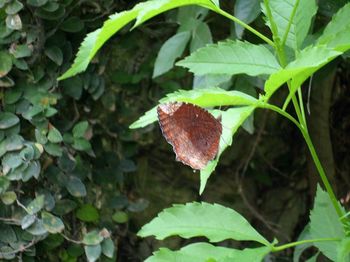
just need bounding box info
[265,45,341,98]
[190,21,212,52]
[42,211,65,233]
[1,191,16,205]
[53,199,77,216]
[0,176,10,194]
[309,185,345,261]
[0,50,13,77]
[27,0,48,7]
[153,31,191,78]
[21,214,36,229]
[83,230,104,245]
[45,46,63,65]
[58,0,218,80]
[3,134,24,152]
[72,138,91,151]
[60,16,84,32]
[48,126,63,143]
[11,44,32,58]
[25,219,47,235]
[73,121,89,138]
[6,14,22,30]
[176,40,281,76]
[0,112,19,129]
[60,76,83,99]
[337,238,350,262]
[27,195,45,215]
[0,224,17,243]
[101,238,115,258]
[138,202,269,245]
[5,0,23,15]
[234,0,260,38]
[318,3,350,44]
[44,142,63,156]
[112,211,128,223]
[65,176,87,197]
[84,244,102,262]
[262,0,317,49]
[76,204,99,222]
[199,106,255,193]
[130,87,258,129]
[22,161,41,181]
[145,243,270,262]
[293,224,313,262]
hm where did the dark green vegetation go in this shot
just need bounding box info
[1,0,350,261]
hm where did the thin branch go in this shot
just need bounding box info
[61,233,82,244]
[0,239,37,257]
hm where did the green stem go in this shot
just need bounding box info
[210,7,275,47]
[299,128,344,218]
[259,103,301,129]
[281,0,300,47]
[263,0,305,126]
[260,102,344,218]
[272,238,340,252]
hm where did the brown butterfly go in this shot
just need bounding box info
[157,102,222,170]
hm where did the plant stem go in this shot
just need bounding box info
[210,7,275,47]
[299,128,344,217]
[281,0,300,47]
[271,237,340,252]
[260,102,344,218]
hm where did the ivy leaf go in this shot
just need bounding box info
[76,204,99,222]
[72,138,91,151]
[45,46,63,65]
[265,45,341,99]
[138,202,270,245]
[130,87,258,129]
[0,112,19,129]
[1,191,17,205]
[21,214,36,230]
[25,219,47,236]
[176,40,281,76]
[0,224,16,243]
[27,195,45,215]
[5,0,24,15]
[6,14,22,30]
[84,244,102,262]
[48,126,63,143]
[27,0,48,7]
[65,176,87,197]
[73,121,89,138]
[262,0,317,50]
[11,44,32,58]
[112,211,128,223]
[309,185,345,261]
[0,176,10,194]
[42,211,65,233]
[60,16,84,32]
[58,0,218,80]
[0,51,13,77]
[83,230,104,245]
[101,238,115,258]
[153,31,191,78]
[145,243,270,262]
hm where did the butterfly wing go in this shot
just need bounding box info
[157,102,222,170]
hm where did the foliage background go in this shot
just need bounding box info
[0,0,349,261]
